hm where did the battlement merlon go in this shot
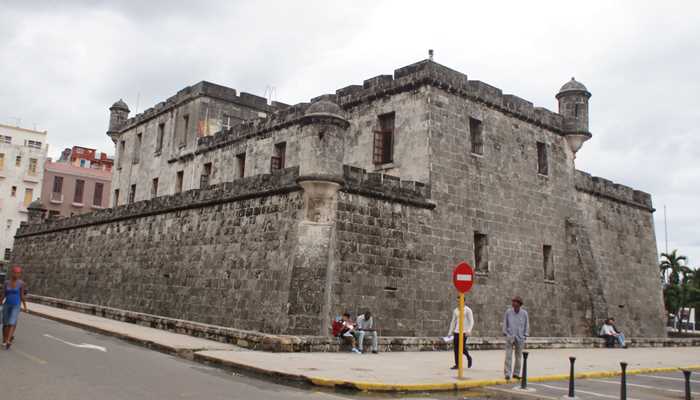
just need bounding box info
[575,170,654,212]
[335,59,564,134]
[115,81,286,134]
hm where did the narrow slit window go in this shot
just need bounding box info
[373,112,395,164]
[474,232,489,272]
[271,142,286,170]
[537,142,548,175]
[133,133,142,164]
[113,189,120,207]
[156,123,165,153]
[236,153,246,178]
[469,117,484,155]
[201,162,212,188]
[543,245,554,281]
[128,184,136,204]
[151,178,159,199]
[175,171,184,193]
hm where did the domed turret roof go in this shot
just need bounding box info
[557,78,590,98]
[110,99,130,112]
[305,97,345,120]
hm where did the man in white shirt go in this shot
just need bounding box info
[599,318,626,348]
[355,311,379,354]
[447,300,474,369]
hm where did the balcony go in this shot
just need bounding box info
[50,192,63,204]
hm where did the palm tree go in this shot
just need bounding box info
[659,250,692,331]
[660,250,689,286]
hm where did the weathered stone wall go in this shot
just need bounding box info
[14,168,307,334]
[573,171,666,337]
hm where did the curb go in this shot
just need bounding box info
[27,308,700,393]
[27,308,207,360]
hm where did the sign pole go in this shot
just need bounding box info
[458,293,465,379]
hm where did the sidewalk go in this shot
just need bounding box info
[28,302,700,393]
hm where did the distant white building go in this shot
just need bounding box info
[0,123,49,264]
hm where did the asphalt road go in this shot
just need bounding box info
[0,314,369,400]
[489,370,699,400]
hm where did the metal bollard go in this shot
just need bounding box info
[568,356,576,398]
[683,370,692,400]
[521,351,529,390]
[620,362,628,400]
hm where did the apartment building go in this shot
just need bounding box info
[0,123,49,263]
[41,160,112,218]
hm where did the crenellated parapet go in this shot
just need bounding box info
[334,60,565,134]
[117,81,285,133]
[341,165,434,209]
[574,170,653,211]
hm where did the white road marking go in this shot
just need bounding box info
[44,334,108,352]
[530,382,641,400]
[638,374,700,384]
[589,378,683,393]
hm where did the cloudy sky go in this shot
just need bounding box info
[1,1,698,264]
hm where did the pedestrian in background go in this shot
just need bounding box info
[355,311,379,354]
[2,266,28,350]
[503,296,528,380]
[448,299,474,369]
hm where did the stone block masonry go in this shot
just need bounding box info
[13,58,667,343]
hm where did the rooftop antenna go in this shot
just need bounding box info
[135,92,141,114]
[264,85,276,105]
[428,49,434,61]
[663,204,669,254]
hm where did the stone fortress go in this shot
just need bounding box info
[12,59,667,340]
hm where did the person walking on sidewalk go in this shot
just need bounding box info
[503,296,528,380]
[1,266,28,350]
[448,300,474,370]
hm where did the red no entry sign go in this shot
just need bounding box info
[452,262,474,293]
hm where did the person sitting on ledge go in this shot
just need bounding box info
[331,313,361,354]
[355,311,379,354]
[599,318,626,348]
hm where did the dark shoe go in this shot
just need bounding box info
[513,375,521,380]
[467,356,473,368]
[505,376,511,380]
[450,365,458,370]
[372,350,378,354]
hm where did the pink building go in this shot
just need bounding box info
[41,161,111,218]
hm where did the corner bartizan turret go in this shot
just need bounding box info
[107,99,130,143]
[556,78,592,155]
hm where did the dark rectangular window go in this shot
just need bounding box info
[543,245,554,281]
[373,112,395,164]
[133,133,142,163]
[537,142,548,175]
[52,176,63,193]
[176,171,184,193]
[118,140,125,168]
[469,117,484,155]
[236,153,245,178]
[4,248,11,261]
[93,182,103,206]
[201,162,212,188]
[474,232,489,273]
[151,178,159,198]
[113,189,119,207]
[128,184,136,204]
[156,123,165,153]
[180,115,189,146]
[271,142,286,170]
[74,179,85,204]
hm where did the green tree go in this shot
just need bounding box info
[659,250,693,332]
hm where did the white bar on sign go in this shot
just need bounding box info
[456,274,472,281]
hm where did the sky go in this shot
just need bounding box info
[1,1,698,264]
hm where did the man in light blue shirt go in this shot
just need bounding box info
[503,296,529,380]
